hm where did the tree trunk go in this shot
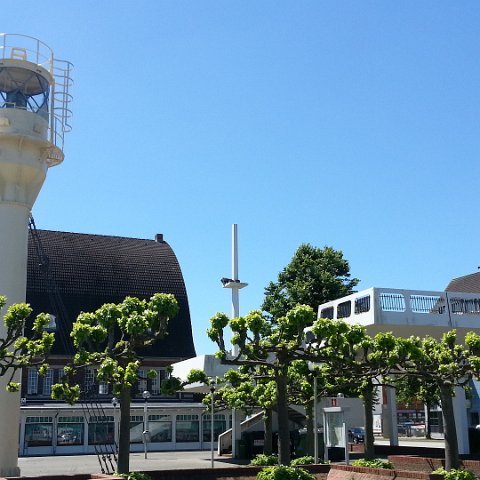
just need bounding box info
[363,382,375,460]
[117,385,132,474]
[264,408,273,455]
[305,401,314,457]
[440,386,460,470]
[275,372,291,465]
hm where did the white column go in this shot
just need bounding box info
[0,204,30,476]
[453,386,469,454]
[231,410,242,458]
[0,118,49,476]
[384,386,399,446]
[0,205,30,304]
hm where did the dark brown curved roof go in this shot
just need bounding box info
[26,229,196,360]
[446,271,480,294]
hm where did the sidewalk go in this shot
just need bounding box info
[18,451,249,477]
[17,438,446,477]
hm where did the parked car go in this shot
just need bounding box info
[348,427,365,444]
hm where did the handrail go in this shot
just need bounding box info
[0,33,54,72]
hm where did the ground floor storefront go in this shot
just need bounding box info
[20,402,229,457]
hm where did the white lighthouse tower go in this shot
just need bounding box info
[0,34,72,475]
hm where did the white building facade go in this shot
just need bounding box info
[317,287,480,453]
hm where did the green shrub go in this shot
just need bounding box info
[432,468,477,480]
[256,465,315,480]
[290,456,315,466]
[351,459,394,469]
[251,454,279,466]
[118,473,152,480]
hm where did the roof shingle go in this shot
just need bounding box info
[27,229,196,360]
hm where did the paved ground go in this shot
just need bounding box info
[18,450,249,476]
[17,438,445,477]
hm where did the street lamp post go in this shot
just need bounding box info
[142,390,151,460]
[111,397,119,453]
[210,384,215,468]
[308,362,319,464]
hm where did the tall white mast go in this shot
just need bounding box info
[221,224,247,357]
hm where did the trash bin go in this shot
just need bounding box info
[237,439,248,459]
[296,433,307,457]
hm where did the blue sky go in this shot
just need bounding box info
[4,1,480,355]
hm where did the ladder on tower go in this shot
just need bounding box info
[27,215,118,473]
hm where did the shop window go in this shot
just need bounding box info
[149,415,172,442]
[25,416,53,447]
[202,414,226,442]
[130,415,144,444]
[57,416,84,446]
[88,416,114,445]
[176,414,199,442]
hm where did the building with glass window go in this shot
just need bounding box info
[316,283,480,453]
[19,229,230,456]
[20,402,232,456]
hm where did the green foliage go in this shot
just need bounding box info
[52,293,178,404]
[146,369,157,380]
[6,382,20,392]
[160,376,182,396]
[51,383,81,405]
[290,456,315,466]
[432,468,476,480]
[394,374,440,410]
[251,454,279,466]
[256,466,315,480]
[117,472,152,480]
[0,295,55,391]
[54,293,179,475]
[351,459,394,469]
[208,304,372,465]
[186,369,210,384]
[262,244,359,320]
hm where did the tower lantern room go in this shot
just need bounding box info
[0,33,72,165]
[0,33,72,477]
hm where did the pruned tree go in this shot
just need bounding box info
[207,305,370,465]
[0,295,54,391]
[207,306,317,464]
[51,293,179,475]
[216,367,278,455]
[305,324,413,459]
[262,244,359,320]
[397,331,480,470]
[287,360,354,458]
